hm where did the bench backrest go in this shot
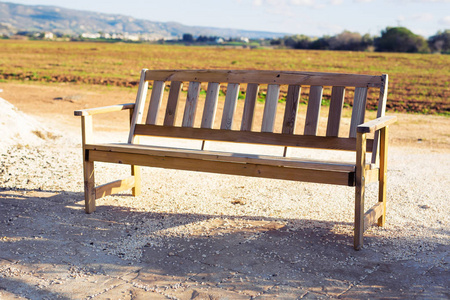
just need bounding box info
[128,69,388,164]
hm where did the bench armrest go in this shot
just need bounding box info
[357,116,397,134]
[74,103,135,116]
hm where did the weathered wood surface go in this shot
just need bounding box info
[221,83,240,130]
[134,124,375,151]
[85,143,357,172]
[163,81,183,126]
[304,86,323,136]
[145,69,384,87]
[182,82,201,128]
[146,80,165,125]
[89,150,353,186]
[326,86,346,137]
[240,83,259,131]
[282,85,301,135]
[75,103,135,116]
[261,84,280,133]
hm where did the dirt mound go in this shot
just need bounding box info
[0,97,56,154]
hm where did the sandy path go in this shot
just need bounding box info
[0,83,449,299]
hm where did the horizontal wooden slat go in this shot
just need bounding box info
[145,70,383,88]
[95,176,135,199]
[86,143,357,172]
[89,150,353,186]
[134,124,374,151]
[75,103,135,116]
[357,116,397,133]
[364,202,385,231]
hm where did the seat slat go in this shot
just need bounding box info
[86,143,357,172]
[241,83,259,131]
[261,84,280,133]
[201,82,220,129]
[282,85,301,135]
[221,83,240,130]
[90,150,353,186]
[304,86,323,136]
[349,87,368,138]
[326,86,346,137]
[163,81,183,126]
[182,81,201,128]
[134,124,374,151]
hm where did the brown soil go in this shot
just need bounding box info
[1,81,449,151]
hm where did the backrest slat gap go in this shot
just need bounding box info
[304,85,323,136]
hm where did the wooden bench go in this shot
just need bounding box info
[74,69,397,250]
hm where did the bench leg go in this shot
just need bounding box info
[83,160,96,213]
[354,132,366,250]
[378,127,388,226]
[131,165,141,196]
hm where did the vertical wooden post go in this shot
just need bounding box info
[354,131,366,250]
[130,108,141,196]
[378,126,388,226]
[82,115,96,213]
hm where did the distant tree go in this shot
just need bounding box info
[309,36,331,50]
[290,35,312,49]
[428,30,450,53]
[327,31,373,51]
[182,33,194,43]
[375,27,429,53]
[270,38,282,46]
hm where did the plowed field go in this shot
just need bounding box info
[0,40,448,114]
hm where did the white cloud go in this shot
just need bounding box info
[412,13,434,22]
[440,15,450,25]
[253,0,263,6]
[330,0,344,4]
[290,0,315,5]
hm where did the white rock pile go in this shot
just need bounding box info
[0,97,54,154]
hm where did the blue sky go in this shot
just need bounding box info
[4,0,450,37]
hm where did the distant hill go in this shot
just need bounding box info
[0,1,287,39]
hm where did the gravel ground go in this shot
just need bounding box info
[0,100,449,299]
